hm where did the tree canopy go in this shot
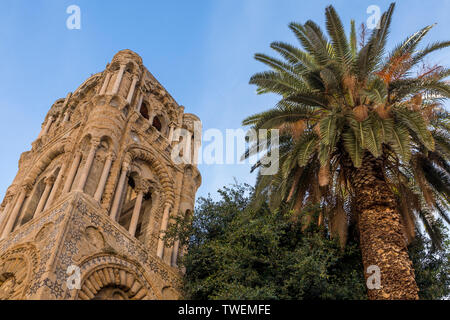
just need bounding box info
[166,183,450,300]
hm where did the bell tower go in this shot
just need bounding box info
[0,50,201,300]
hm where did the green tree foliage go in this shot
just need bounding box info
[408,221,450,300]
[165,183,450,300]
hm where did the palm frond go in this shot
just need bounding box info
[343,128,363,167]
[250,70,307,96]
[412,40,450,66]
[393,107,435,151]
[355,3,395,79]
[387,123,412,163]
[270,41,316,69]
[325,5,351,66]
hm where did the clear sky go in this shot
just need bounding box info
[0,0,449,202]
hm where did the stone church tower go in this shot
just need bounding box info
[0,50,202,300]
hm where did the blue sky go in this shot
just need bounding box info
[0,0,449,202]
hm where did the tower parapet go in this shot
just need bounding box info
[0,50,201,300]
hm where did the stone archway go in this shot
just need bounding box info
[76,265,152,300]
[0,244,39,300]
[74,254,160,300]
[127,147,175,205]
[25,140,69,186]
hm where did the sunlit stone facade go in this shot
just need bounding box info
[0,50,201,300]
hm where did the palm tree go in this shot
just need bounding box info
[243,3,450,300]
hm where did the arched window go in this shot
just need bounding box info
[135,192,152,240]
[185,209,193,223]
[152,116,162,132]
[140,103,149,120]
[110,63,120,72]
[117,172,153,241]
[118,176,137,231]
[92,285,130,300]
[125,176,137,202]
[125,62,134,74]
[16,179,46,228]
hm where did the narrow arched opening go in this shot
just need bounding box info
[152,116,162,132]
[92,285,130,300]
[118,176,137,230]
[140,103,149,120]
[16,179,46,228]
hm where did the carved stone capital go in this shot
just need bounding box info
[107,152,116,162]
[44,175,56,185]
[22,183,33,193]
[122,162,131,173]
[63,142,73,154]
[129,112,140,123]
[91,138,102,148]
[4,192,15,203]
[135,178,151,194]
[123,153,133,165]
[164,202,173,212]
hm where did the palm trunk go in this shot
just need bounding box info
[352,153,419,300]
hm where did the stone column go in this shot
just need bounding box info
[94,153,115,202]
[129,192,144,237]
[76,139,101,192]
[1,185,30,239]
[61,93,72,122]
[62,92,72,108]
[171,209,191,267]
[34,176,55,217]
[112,64,126,95]
[136,92,144,111]
[168,125,175,142]
[0,198,13,235]
[44,163,67,211]
[110,162,130,221]
[184,131,192,164]
[171,239,181,267]
[149,111,156,125]
[99,73,112,95]
[193,121,202,165]
[62,151,82,194]
[126,75,139,103]
[38,116,54,138]
[129,180,148,237]
[157,203,172,258]
[63,113,70,122]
